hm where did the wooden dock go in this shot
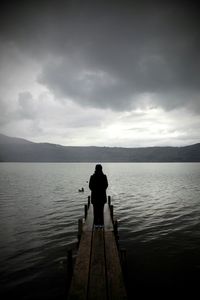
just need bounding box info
[67,197,127,300]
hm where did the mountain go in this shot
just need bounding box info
[0,133,200,162]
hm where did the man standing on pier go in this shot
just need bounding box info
[89,164,108,227]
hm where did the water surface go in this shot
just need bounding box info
[0,163,200,298]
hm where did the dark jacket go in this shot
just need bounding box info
[89,171,108,204]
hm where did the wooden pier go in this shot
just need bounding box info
[67,196,127,300]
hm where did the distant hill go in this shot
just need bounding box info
[0,133,200,162]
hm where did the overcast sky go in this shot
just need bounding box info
[0,0,199,147]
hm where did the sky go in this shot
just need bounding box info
[0,0,200,147]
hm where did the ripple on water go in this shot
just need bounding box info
[0,162,200,299]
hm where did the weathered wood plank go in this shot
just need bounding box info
[88,229,107,300]
[104,204,113,231]
[67,231,93,300]
[83,202,113,232]
[68,198,127,300]
[104,232,127,300]
[83,204,94,232]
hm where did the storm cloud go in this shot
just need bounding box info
[0,0,200,146]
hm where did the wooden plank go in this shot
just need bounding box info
[67,231,93,300]
[104,204,113,231]
[83,202,113,232]
[68,198,127,300]
[83,204,94,232]
[104,232,127,300]
[88,229,107,300]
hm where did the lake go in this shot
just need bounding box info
[0,163,200,299]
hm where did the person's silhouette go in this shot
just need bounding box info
[89,164,108,227]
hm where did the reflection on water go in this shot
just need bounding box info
[0,163,200,299]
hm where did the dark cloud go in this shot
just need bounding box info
[1,0,200,111]
[0,99,9,125]
[18,92,37,119]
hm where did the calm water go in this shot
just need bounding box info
[0,163,200,299]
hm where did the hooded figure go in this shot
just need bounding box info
[89,164,108,226]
